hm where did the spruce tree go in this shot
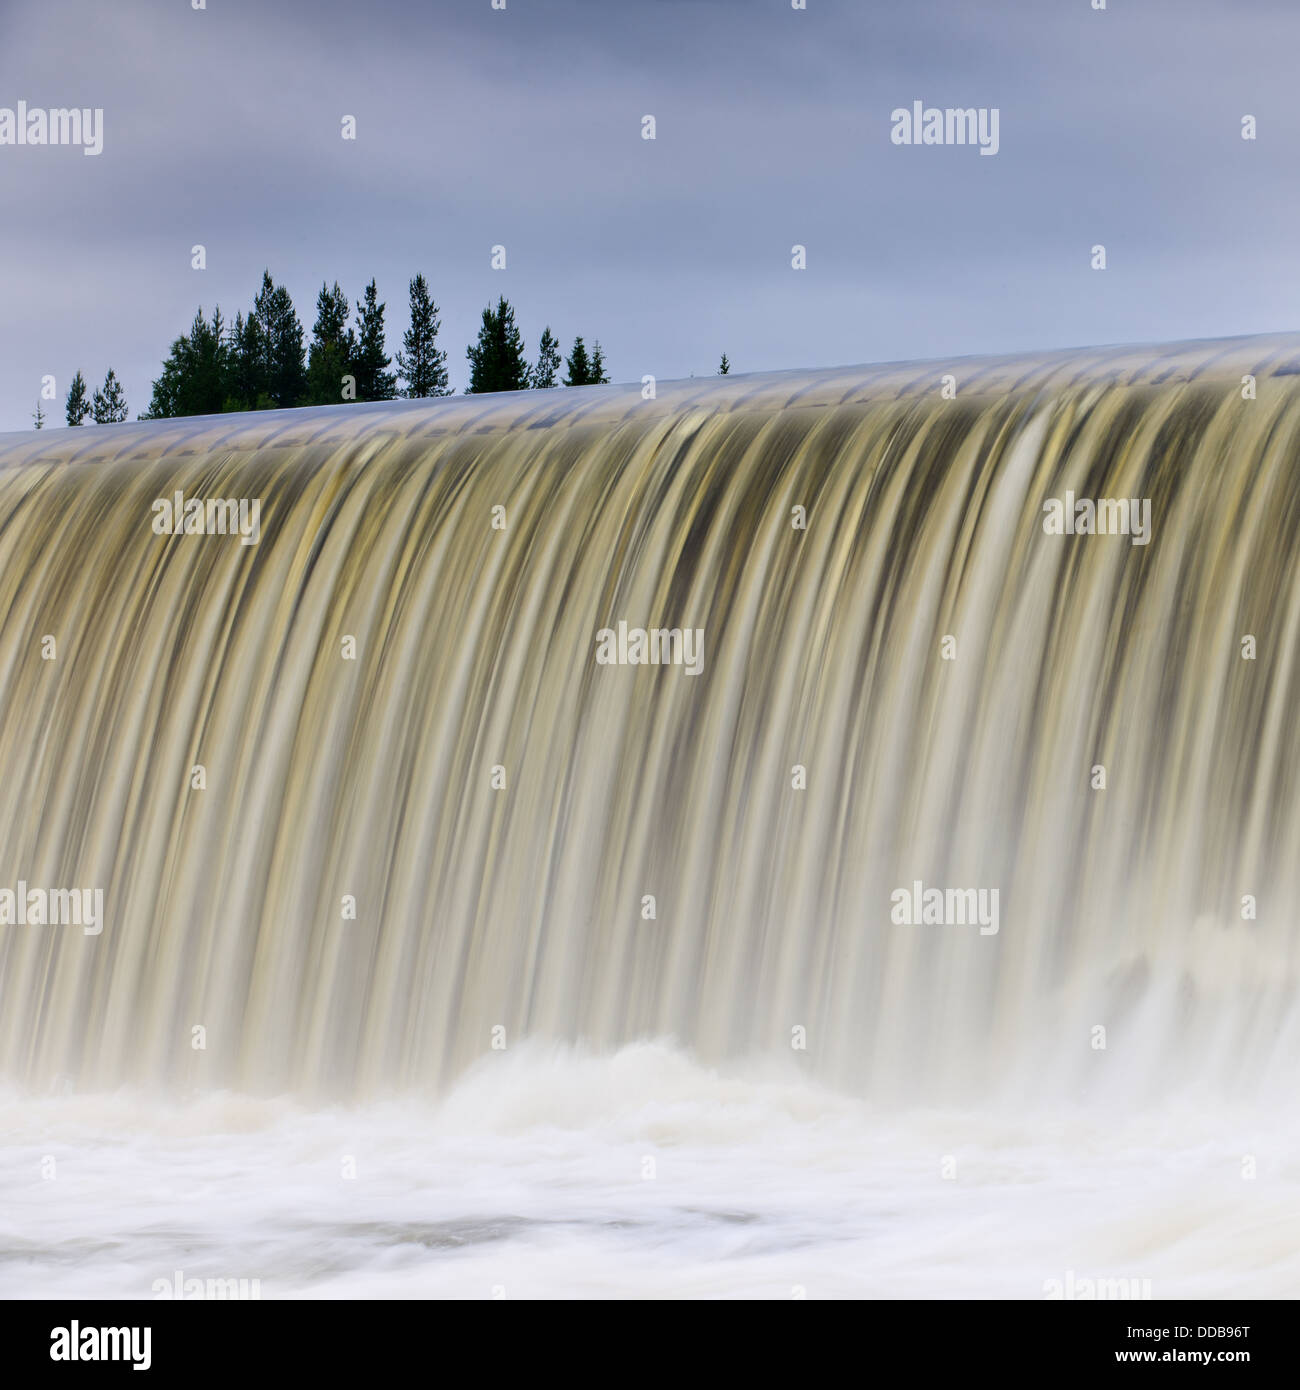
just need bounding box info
[465,297,529,393]
[252,270,306,407]
[65,371,91,426]
[144,308,230,418]
[396,273,450,398]
[144,336,186,419]
[33,399,45,429]
[563,335,591,387]
[588,340,609,384]
[188,307,229,415]
[351,279,397,401]
[306,282,355,405]
[718,353,730,375]
[531,326,561,388]
[91,369,128,423]
[225,311,266,411]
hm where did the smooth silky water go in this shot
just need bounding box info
[1,337,1298,1297]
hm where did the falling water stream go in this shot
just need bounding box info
[1,337,1297,1296]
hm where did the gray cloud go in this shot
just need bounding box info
[1,0,1297,430]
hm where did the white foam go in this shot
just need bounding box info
[3,1042,1295,1299]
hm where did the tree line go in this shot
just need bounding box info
[47,272,733,428]
[54,272,619,427]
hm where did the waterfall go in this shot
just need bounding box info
[2,334,1297,1103]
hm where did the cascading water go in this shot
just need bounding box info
[2,336,1297,1297]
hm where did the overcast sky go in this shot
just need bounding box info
[0,0,1296,431]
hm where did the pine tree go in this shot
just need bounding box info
[718,353,730,375]
[531,326,562,389]
[563,335,591,387]
[588,340,609,384]
[306,282,356,405]
[465,297,529,393]
[252,270,306,407]
[143,308,230,418]
[224,311,266,411]
[351,279,397,401]
[143,351,181,419]
[396,273,450,398]
[91,368,128,423]
[33,399,45,429]
[65,371,91,426]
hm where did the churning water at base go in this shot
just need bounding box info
[2,336,1300,1296]
[5,1045,1300,1299]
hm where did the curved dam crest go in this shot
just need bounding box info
[1,334,1298,1101]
